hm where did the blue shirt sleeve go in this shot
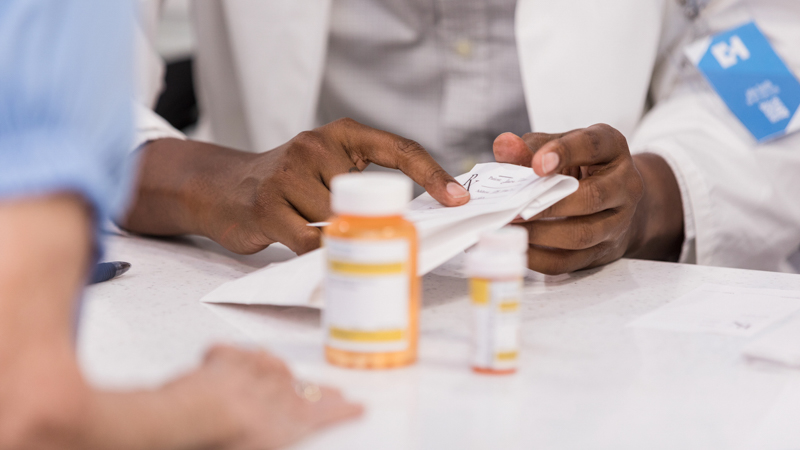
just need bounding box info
[0,0,136,224]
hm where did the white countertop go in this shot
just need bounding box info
[79,233,800,450]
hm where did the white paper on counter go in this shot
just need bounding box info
[201,248,326,308]
[735,380,800,450]
[201,163,578,307]
[627,284,800,337]
[742,315,800,367]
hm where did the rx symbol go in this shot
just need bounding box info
[464,174,478,192]
[711,35,750,69]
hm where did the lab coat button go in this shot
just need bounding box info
[454,39,473,58]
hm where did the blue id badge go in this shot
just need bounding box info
[685,22,800,142]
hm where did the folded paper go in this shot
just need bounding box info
[201,163,578,308]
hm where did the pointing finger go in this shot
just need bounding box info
[325,118,470,207]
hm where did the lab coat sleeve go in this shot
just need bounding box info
[132,0,186,150]
[629,87,800,272]
[134,102,186,150]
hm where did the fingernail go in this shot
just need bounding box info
[542,152,560,174]
[446,182,469,198]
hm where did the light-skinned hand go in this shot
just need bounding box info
[164,345,363,450]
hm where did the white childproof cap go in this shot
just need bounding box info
[331,172,413,216]
[467,226,529,278]
[476,226,528,253]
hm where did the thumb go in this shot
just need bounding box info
[493,132,533,167]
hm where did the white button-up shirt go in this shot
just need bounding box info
[317,0,531,175]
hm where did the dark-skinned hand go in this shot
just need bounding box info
[493,123,684,274]
[123,118,470,255]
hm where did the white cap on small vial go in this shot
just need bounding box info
[331,172,413,216]
[477,226,528,253]
[467,226,528,278]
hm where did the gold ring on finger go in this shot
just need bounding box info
[293,380,323,403]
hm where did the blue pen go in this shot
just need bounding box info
[90,261,131,284]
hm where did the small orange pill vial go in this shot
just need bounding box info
[467,226,527,375]
[323,173,419,369]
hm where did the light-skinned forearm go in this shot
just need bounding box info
[83,388,238,450]
[625,153,685,262]
[0,195,237,450]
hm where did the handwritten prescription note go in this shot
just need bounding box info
[408,163,546,215]
[627,284,800,337]
[406,163,577,274]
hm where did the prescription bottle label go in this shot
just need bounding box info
[324,237,411,353]
[471,278,521,372]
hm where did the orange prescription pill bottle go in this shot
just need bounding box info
[323,173,419,369]
[467,226,527,374]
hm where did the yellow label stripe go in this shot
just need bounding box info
[329,327,404,342]
[470,279,490,305]
[496,351,518,361]
[329,261,404,276]
[498,302,519,312]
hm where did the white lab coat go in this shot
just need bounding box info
[136,0,800,273]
